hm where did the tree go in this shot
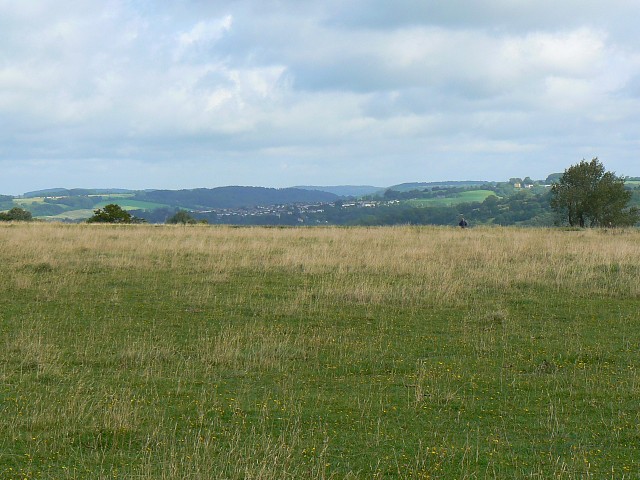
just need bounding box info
[0,207,33,221]
[545,173,563,184]
[87,204,133,223]
[166,210,197,224]
[550,158,639,227]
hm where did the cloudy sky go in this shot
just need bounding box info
[1,1,639,194]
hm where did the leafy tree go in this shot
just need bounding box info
[166,210,197,224]
[545,173,563,184]
[550,158,639,227]
[0,207,33,221]
[87,204,133,223]
[482,194,499,208]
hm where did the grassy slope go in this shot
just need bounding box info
[1,224,639,479]
[12,197,48,206]
[43,209,97,220]
[406,189,496,207]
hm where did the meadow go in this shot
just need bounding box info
[1,223,639,479]
[406,190,496,207]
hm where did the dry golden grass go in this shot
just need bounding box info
[3,223,639,304]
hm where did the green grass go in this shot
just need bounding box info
[1,224,639,478]
[41,209,97,220]
[12,197,49,206]
[407,190,497,207]
[92,199,169,210]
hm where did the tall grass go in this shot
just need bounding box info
[1,223,639,478]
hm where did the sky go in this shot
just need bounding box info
[1,0,639,195]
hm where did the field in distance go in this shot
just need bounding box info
[405,189,497,207]
[1,224,639,478]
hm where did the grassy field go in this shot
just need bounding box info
[1,224,639,479]
[406,190,497,207]
[43,209,100,221]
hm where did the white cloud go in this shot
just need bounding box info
[1,0,640,194]
[175,15,233,60]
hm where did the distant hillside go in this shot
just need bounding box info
[133,186,339,210]
[293,185,384,197]
[388,181,491,192]
[23,188,136,198]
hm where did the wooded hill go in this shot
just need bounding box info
[132,186,339,209]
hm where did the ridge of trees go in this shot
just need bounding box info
[0,207,33,221]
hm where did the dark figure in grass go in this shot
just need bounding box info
[458,217,468,228]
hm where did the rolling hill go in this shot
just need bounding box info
[293,185,384,197]
[132,186,339,210]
